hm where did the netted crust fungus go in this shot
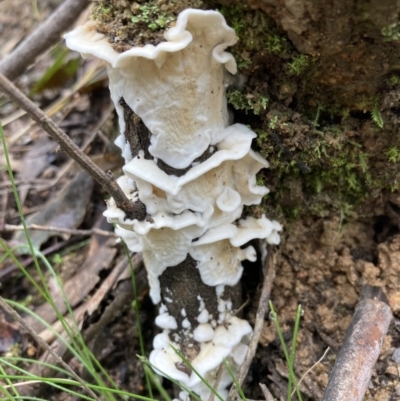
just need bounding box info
[66,9,281,400]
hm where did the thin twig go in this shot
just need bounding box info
[322,285,392,401]
[228,244,276,401]
[0,0,89,80]
[293,347,330,397]
[3,224,118,238]
[0,72,143,220]
[0,239,73,281]
[259,383,277,401]
[0,296,100,401]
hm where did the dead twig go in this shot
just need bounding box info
[321,285,392,401]
[0,0,89,81]
[3,224,118,238]
[228,244,276,401]
[0,296,100,401]
[0,72,143,220]
[0,238,74,281]
[293,347,330,397]
[259,382,277,401]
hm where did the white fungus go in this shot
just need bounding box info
[193,323,214,342]
[155,313,178,330]
[182,318,191,329]
[65,8,282,401]
[197,309,209,323]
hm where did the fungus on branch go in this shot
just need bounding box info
[66,9,281,400]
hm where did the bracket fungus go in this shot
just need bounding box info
[66,9,281,400]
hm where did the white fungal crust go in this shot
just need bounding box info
[151,312,252,400]
[66,8,282,401]
[65,10,237,167]
[105,125,281,304]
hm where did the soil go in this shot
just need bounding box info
[0,1,400,401]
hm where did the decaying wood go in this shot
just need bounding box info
[322,285,392,401]
[0,0,89,81]
[159,255,242,362]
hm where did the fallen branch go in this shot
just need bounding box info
[321,285,392,401]
[228,244,276,401]
[3,223,118,238]
[0,0,89,81]
[0,72,142,220]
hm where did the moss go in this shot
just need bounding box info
[90,0,204,51]
[386,75,400,86]
[248,109,400,222]
[227,90,268,115]
[220,3,290,73]
[285,54,310,76]
[215,4,399,221]
[381,21,400,41]
[386,146,400,163]
[130,4,175,30]
[371,105,384,129]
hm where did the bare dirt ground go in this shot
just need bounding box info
[0,1,399,401]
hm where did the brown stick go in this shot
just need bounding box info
[3,224,118,238]
[0,0,89,81]
[321,285,392,401]
[228,244,276,401]
[0,72,143,220]
[259,383,277,401]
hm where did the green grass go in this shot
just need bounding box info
[269,302,303,401]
